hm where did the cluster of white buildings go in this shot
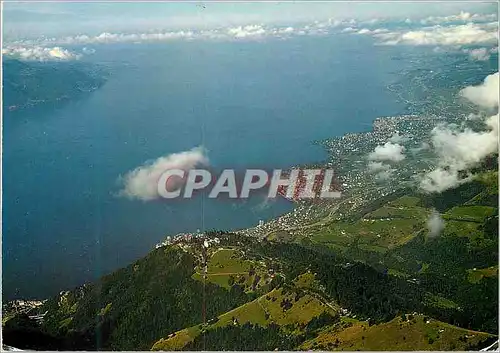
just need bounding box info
[5,299,45,314]
[155,232,198,249]
[155,231,220,249]
[202,237,221,248]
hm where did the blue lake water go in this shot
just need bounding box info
[3,35,408,299]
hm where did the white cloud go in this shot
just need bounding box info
[419,167,470,193]
[11,30,201,47]
[368,142,406,162]
[119,147,209,201]
[427,210,445,238]
[8,11,495,50]
[430,115,498,170]
[460,72,499,110]
[341,27,357,33]
[356,28,388,35]
[465,112,483,121]
[465,47,491,61]
[367,162,395,181]
[367,161,391,172]
[420,11,472,25]
[411,141,431,154]
[227,24,266,38]
[279,26,294,34]
[420,11,497,25]
[362,18,380,25]
[375,22,498,46]
[420,114,498,193]
[6,23,306,48]
[374,169,395,182]
[357,28,371,35]
[2,45,81,61]
[4,12,498,58]
[86,30,197,43]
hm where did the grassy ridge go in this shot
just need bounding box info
[300,314,495,351]
[152,283,338,350]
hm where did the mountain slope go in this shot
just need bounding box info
[4,246,250,350]
[2,171,498,351]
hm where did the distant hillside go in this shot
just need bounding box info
[3,59,108,111]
